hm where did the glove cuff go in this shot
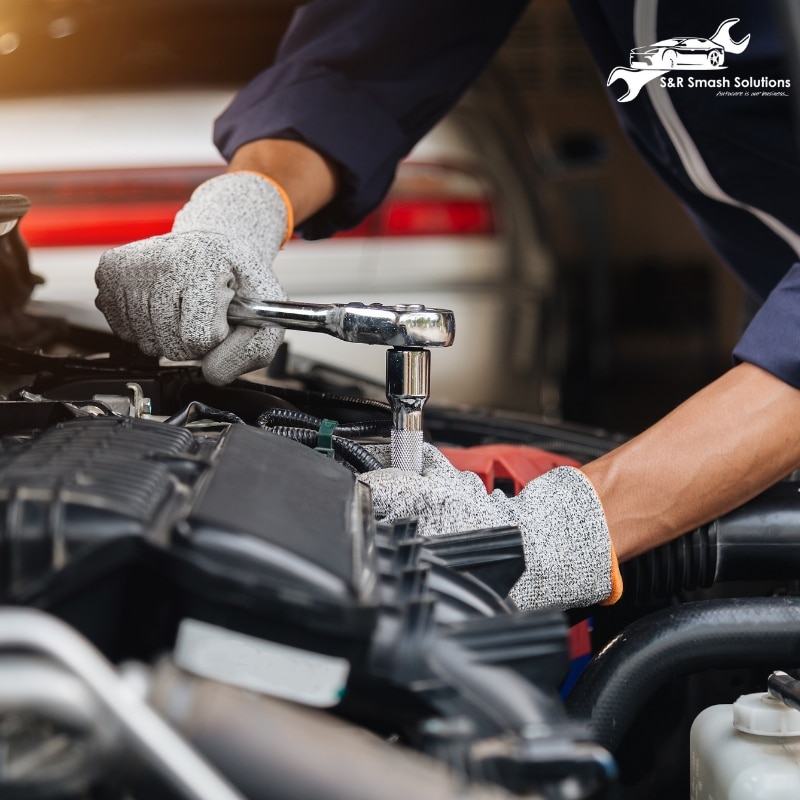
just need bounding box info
[230,170,295,246]
[173,172,289,265]
[510,466,618,610]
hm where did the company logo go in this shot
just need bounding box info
[608,18,754,101]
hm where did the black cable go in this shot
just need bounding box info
[231,378,391,417]
[268,425,383,472]
[258,407,390,437]
[165,401,246,427]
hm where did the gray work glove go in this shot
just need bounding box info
[95,172,289,385]
[359,444,617,611]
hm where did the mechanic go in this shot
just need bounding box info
[94,0,800,611]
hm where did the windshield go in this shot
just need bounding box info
[0,0,298,96]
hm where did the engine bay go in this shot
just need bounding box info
[2,193,800,799]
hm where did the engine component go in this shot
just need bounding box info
[0,411,611,798]
[0,655,114,798]
[0,416,379,652]
[14,181,800,798]
[691,678,800,799]
[417,526,525,598]
[149,659,522,800]
[0,608,245,800]
[439,443,581,495]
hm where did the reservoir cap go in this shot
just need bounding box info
[733,692,800,737]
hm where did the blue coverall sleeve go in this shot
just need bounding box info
[213,0,528,239]
[732,265,800,385]
[570,1,800,389]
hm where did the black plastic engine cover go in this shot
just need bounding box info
[0,416,378,659]
[187,423,369,597]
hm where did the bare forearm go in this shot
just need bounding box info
[227,139,339,225]
[582,362,800,561]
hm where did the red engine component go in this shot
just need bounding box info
[440,443,581,496]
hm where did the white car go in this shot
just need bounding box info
[0,0,559,414]
[629,37,725,69]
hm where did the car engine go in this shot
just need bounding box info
[2,194,800,800]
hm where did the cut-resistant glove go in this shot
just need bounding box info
[95,171,291,385]
[359,444,621,611]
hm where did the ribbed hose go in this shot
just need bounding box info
[268,426,383,473]
[621,478,800,602]
[620,525,717,602]
[565,596,800,752]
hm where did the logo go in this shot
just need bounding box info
[608,18,753,102]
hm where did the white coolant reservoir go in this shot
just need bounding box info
[690,691,800,799]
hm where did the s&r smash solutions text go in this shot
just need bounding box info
[660,76,791,88]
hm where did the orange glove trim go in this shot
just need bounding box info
[232,170,295,247]
[577,466,623,606]
[600,543,623,605]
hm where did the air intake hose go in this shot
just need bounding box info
[621,478,800,601]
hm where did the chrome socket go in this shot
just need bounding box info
[386,348,430,475]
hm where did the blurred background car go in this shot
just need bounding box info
[0,0,565,415]
[0,0,746,436]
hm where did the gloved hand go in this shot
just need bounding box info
[95,172,291,385]
[359,444,621,610]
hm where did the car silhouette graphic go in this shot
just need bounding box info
[630,37,725,69]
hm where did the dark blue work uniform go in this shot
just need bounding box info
[214,1,800,390]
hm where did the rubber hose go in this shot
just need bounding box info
[621,478,800,601]
[620,525,717,603]
[258,407,390,437]
[565,596,800,752]
[269,425,383,472]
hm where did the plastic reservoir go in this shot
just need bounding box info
[691,692,800,799]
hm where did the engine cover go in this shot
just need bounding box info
[0,416,377,659]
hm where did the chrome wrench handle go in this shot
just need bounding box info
[227,298,456,474]
[227,297,455,348]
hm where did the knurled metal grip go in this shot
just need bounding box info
[390,428,425,474]
[386,348,430,475]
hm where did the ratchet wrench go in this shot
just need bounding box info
[228,298,456,473]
